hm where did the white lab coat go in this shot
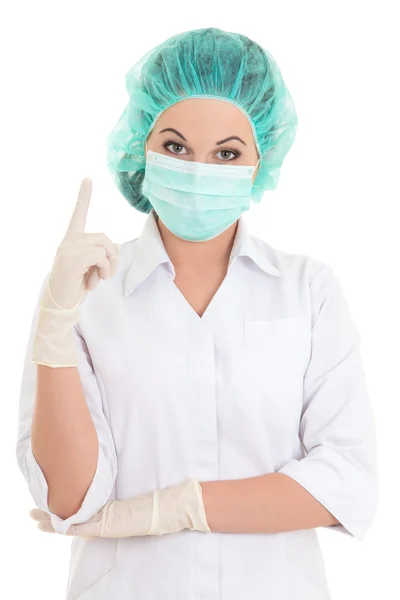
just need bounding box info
[16,211,378,599]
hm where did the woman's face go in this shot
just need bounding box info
[145,98,260,183]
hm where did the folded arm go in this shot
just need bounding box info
[30,265,378,542]
[201,472,340,534]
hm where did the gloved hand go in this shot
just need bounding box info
[30,479,211,537]
[32,178,119,367]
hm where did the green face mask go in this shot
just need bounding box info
[142,149,259,242]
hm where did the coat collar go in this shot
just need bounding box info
[228,215,282,279]
[123,211,282,297]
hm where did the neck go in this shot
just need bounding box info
[155,214,238,269]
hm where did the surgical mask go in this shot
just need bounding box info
[142,148,259,242]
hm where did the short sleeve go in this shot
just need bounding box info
[278,263,379,541]
[16,276,118,534]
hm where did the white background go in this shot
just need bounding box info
[1,1,398,598]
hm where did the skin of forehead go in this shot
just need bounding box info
[146,97,259,164]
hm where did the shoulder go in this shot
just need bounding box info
[252,237,356,333]
[250,233,334,286]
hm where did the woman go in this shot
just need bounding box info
[17,27,378,600]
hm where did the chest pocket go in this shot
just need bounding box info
[234,316,310,418]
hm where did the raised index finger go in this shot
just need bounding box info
[66,177,93,235]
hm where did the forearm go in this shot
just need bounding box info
[31,365,99,519]
[200,473,340,534]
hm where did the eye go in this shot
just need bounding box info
[163,142,189,155]
[215,149,240,161]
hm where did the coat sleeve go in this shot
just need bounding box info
[16,277,118,535]
[278,263,379,541]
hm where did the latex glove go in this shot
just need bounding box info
[32,178,119,367]
[30,480,211,537]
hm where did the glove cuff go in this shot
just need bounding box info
[149,479,211,535]
[32,304,81,367]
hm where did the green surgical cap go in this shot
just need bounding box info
[106,27,298,212]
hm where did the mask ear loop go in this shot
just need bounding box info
[144,140,160,222]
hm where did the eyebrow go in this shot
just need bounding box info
[216,135,247,147]
[159,128,188,141]
[158,128,247,147]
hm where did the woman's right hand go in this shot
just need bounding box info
[32,178,119,367]
[46,177,119,311]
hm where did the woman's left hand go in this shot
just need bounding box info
[30,491,155,538]
[30,506,105,536]
[29,479,210,538]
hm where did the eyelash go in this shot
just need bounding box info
[162,141,241,161]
